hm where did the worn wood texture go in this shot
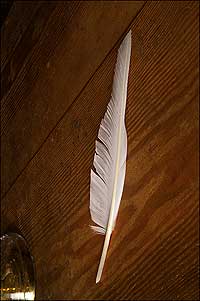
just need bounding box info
[1,0,145,198]
[1,0,42,70]
[1,1,199,300]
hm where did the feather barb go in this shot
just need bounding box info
[90,30,132,283]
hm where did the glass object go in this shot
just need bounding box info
[1,233,35,300]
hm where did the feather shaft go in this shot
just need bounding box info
[96,58,127,282]
[90,30,132,283]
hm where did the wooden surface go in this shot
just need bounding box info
[1,1,199,300]
[1,0,145,197]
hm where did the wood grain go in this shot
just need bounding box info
[1,0,145,197]
[1,1,199,300]
[1,1,57,98]
[1,1,42,70]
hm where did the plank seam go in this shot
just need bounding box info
[1,1,147,200]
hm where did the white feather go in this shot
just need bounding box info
[89,31,132,283]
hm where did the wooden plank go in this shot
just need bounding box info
[1,1,199,299]
[0,0,13,28]
[1,1,43,70]
[1,0,145,197]
[1,1,57,98]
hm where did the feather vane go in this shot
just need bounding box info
[89,31,132,283]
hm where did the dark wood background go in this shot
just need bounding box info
[1,1,199,300]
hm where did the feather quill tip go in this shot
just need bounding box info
[96,275,101,284]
